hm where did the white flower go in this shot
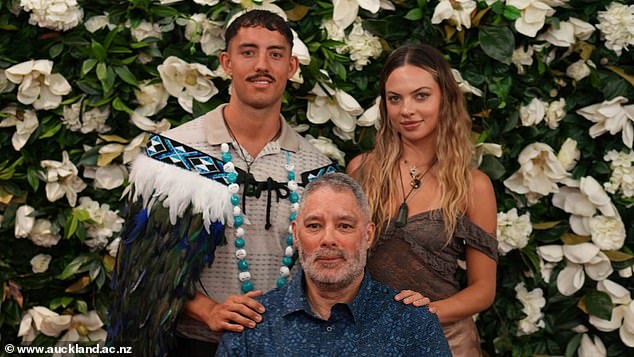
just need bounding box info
[590,215,626,250]
[305,135,346,166]
[5,59,71,110]
[0,69,16,93]
[91,164,128,190]
[515,282,546,335]
[597,279,632,305]
[569,17,595,41]
[578,334,607,357]
[544,98,566,129]
[40,151,87,207]
[431,0,477,31]
[30,219,61,247]
[519,98,546,126]
[473,142,503,167]
[332,0,381,29]
[107,237,121,258]
[130,112,171,133]
[497,208,532,255]
[30,254,52,273]
[57,311,107,343]
[134,81,169,117]
[506,0,555,37]
[589,304,626,332]
[557,261,585,296]
[358,97,380,128]
[619,266,633,278]
[596,2,634,56]
[62,99,82,131]
[307,82,363,136]
[321,19,346,41]
[604,149,634,198]
[538,21,575,47]
[184,14,225,56]
[18,306,71,342]
[15,205,35,238]
[578,96,634,148]
[291,29,311,84]
[557,138,580,171]
[157,56,218,113]
[0,105,38,151]
[128,20,162,41]
[81,105,111,134]
[566,59,591,81]
[622,302,634,347]
[76,196,124,244]
[338,19,383,71]
[504,142,569,203]
[193,0,219,5]
[98,133,147,165]
[20,0,83,31]
[84,13,113,33]
[512,46,534,74]
[451,69,482,96]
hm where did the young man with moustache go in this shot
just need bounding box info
[216,173,450,356]
[109,10,336,357]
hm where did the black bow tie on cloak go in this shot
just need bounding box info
[237,171,290,230]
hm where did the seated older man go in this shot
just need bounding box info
[216,173,450,356]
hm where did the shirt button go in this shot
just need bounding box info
[326,326,333,332]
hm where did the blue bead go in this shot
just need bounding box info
[234,215,243,227]
[289,212,297,221]
[227,172,238,183]
[282,256,293,266]
[276,277,287,288]
[234,238,245,248]
[231,194,240,206]
[286,235,294,246]
[238,260,249,271]
[287,171,295,180]
[222,152,232,163]
[289,192,299,203]
[241,281,254,293]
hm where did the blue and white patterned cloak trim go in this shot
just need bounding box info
[127,154,234,231]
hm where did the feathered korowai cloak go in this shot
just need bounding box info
[108,135,234,357]
[107,134,337,356]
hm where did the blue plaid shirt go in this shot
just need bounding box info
[216,271,451,357]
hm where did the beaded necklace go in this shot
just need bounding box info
[220,143,299,293]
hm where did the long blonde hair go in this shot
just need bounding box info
[355,44,473,240]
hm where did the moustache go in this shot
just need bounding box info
[312,248,346,260]
[246,73,275,82]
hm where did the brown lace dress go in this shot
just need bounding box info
[367,210,498,357]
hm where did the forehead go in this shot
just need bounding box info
[228,26,291,50]
[386,65,438,90]
[301,187,361,219]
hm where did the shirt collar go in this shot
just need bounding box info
[281,269,373,323]
[205,103,299,152]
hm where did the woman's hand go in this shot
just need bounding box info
[394,290,432,308]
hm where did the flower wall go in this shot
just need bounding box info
[0,0,632,354]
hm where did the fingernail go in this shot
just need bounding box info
[255,315,262,322]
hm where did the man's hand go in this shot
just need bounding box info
[395,290,432,308]
[184,291,266,333]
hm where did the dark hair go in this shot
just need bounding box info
[224,10,294,50]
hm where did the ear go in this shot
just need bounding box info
[287,55,299,80]
[365,222,376,247]
[219,51,232,77]
[291,220,298,245]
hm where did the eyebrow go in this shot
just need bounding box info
[238,43,288,51]
[387,86,432,95]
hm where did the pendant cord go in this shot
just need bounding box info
[398,159,436,205]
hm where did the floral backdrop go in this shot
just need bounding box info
[0,0,632,355]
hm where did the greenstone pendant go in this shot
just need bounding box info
[395,202,408,227]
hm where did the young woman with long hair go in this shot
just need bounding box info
[347,44,498,356]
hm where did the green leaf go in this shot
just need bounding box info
[96,62,107,81]
[565,334,582,357]
[112,97,135,115]
[502,5,521,20]
[75,300,88,314]
[532,221,561,230]
[49,43,64,58]
[584,290,613,320]
[38,122,62,139]
[91,40,107,62]
[150,5,179,17]
[604,250,634,262]
[57,255,91,280]
[479,26,514,64]
[113,65,138,86]
[405,8,423,21]
[73,208,92,222]
[479,156,506,180]
[489,76,513,101]
[27,167,40,191]
[81,59,98,77]
[49,297,74,310]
